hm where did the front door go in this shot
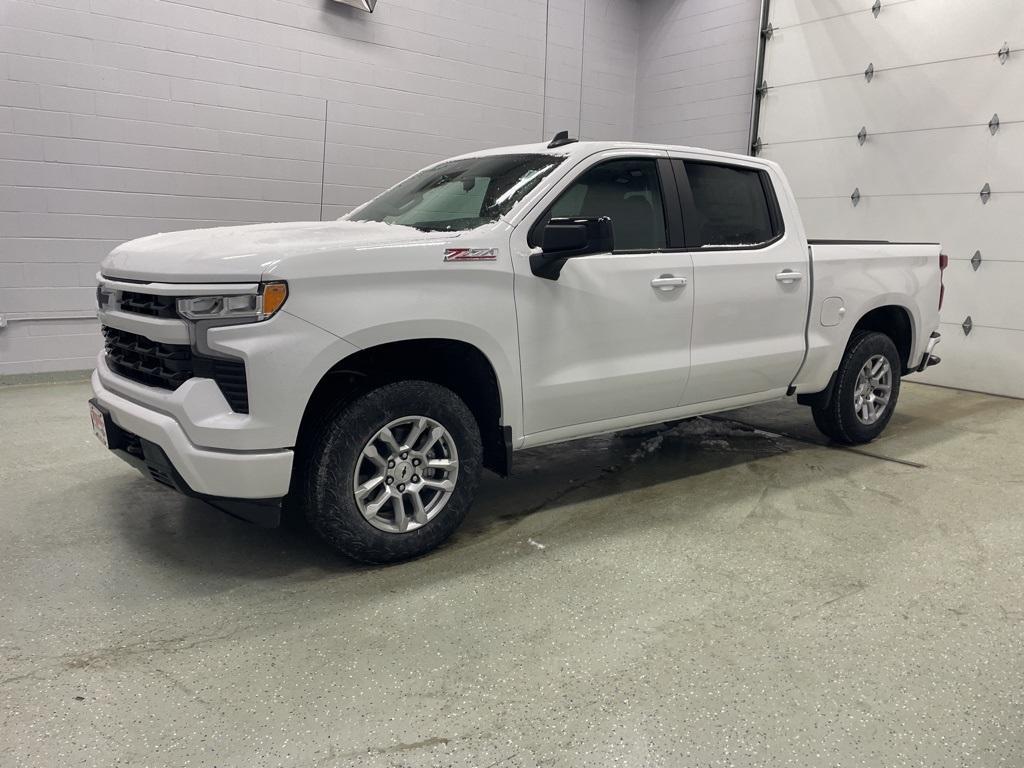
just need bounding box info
[512,152,694,440]
[670,157,810,405]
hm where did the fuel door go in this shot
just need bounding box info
[820,297,846,327]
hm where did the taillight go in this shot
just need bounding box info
[938,253,948,310]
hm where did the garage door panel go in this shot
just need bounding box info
[911,323,1024,396]
[793,195,1024,264]
[766,0,1024,86]
[769,0,914,29]
[765,123,1024,197]
[759,58,1024,143]
[761,0,1022,397]
[941,261,1024,331]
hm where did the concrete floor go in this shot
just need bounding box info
[1,380,1022,767]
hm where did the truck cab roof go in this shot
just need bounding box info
[446,139,776,170]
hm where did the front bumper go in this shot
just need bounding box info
[91,369,293,508]
[91,399,283,526]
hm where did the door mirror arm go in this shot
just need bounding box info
[529,217,615,280]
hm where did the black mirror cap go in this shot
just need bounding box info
[541,220,588,253]
[542,216,614,255]
[530,217,614,280]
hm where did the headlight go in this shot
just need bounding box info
[177,281,288,322]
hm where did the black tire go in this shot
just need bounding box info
[811,330,902,445]
[296,380,482,563]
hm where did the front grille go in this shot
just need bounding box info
[103,326,192,389]
[102,326,249,413]
[118,291,178,319]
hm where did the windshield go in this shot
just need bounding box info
[347,153,565,232]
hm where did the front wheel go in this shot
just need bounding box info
[298,381,482,563]
[811,330,902,445]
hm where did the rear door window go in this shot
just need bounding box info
[682,162,779,247]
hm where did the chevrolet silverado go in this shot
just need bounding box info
[89,134,944,562]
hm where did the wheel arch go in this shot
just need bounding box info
[849,304,915,372]
[297,335,513,477]
[797,302,915,408]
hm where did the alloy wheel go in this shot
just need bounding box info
[853,354,892,425]
[352,415,459,533]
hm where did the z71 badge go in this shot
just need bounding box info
[443,248,498,262]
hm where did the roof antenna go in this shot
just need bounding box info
[547,130,578,148]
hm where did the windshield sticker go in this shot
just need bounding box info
[443,248,498,262]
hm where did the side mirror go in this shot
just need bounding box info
[529,217,614,280]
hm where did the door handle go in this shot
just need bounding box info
[651,275,687,291]
[775,270,803,283]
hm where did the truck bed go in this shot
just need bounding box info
[792,240,943,395]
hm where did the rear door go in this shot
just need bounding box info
[669,156,810,404]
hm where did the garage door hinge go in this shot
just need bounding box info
[979,182,991,204]
[762,23,773,40]
[864,63,874,82]
[989,113,1000,135]
[756,79,768,96]
[851,187,861,206]
[971,250,983,271]
[872,1,882,18]
[751,137,762,155]
[857,126,868,145]
[962,316,973,336]
[998,43,1010,64]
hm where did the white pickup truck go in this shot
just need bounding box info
[90,135,944,562]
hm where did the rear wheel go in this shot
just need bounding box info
[298,380,482,563]
[811,331,901,445]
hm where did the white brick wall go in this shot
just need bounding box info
[581,0,639,140]
[541,0,639,143]
[635,0,760,153]
[1,0,758,375]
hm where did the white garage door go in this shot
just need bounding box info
[755,0,1024,398]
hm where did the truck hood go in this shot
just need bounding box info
[101,220,454,282]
